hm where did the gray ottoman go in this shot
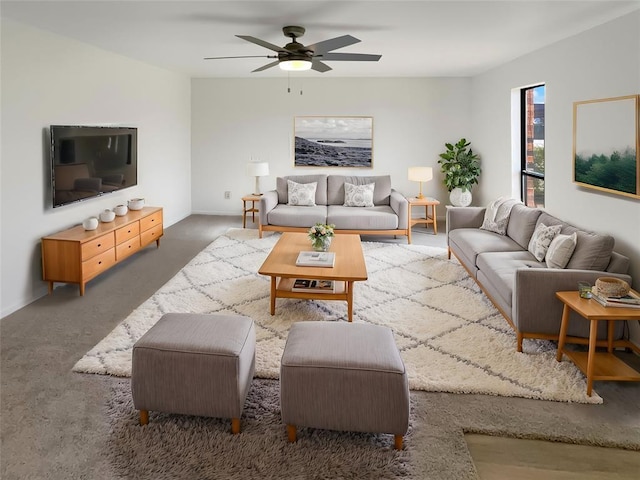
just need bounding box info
[131,313,255,434]
[280,322,410,449]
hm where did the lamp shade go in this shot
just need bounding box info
[408,166,433,182]
[247,161,270,177]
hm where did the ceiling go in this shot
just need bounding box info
[2,1,639,78]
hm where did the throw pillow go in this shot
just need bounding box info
[527,223,562,262]
[480,197,520,235]
[343,182,375,207]
[546,232,578,269]
[287,180,317,206]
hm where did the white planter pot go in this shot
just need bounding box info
[82,217,99,231]
[449,187,472,207]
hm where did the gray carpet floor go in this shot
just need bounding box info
[2,215,639,479]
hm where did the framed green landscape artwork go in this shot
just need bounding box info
[294,116,373,167]
[573,95,640,199]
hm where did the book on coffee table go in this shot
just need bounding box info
[296,251,335,267]
[291,279,336,293]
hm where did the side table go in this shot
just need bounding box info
[407,197,440,243]
[555,290,640,397]
[242,194,261,228]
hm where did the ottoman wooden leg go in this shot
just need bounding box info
[139,410,149,426]
[287,424,297,443]
[231,418,241,434]
[394,435,403,450]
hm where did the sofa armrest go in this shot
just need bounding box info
[259,190,279,226]
[446,206,486,234]
[513,267,633,334]
[390,190,409,229]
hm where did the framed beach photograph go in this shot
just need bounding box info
[573,95,639,199]
[294,116,373,167]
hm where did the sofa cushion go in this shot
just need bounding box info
[536,212,615,271]
[267,205,327,228]
[506,204,543,249]
[327,205,398,230]
[327,175,391,206]
[546,232,577,269]
[277,175,328,205]
[343,182,375,207]
[527,223,562,261]
[565,231,615,271]
[476,251,544,308]
[448,228,525,268]
[480,198,520,235]
[287,180,317,206]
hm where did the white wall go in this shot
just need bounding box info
[0,18,192,317]
[191,77,471,213]
[471,11,640,344]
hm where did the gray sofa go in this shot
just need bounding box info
[258,174,409,239]
[447,204,632,352]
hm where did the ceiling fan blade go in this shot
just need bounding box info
[311,60,332,73]
[204,55,275,60]
[307,35,360,54]
[252,60,280,72]
[236,35,283,52]
[319,52,382,62]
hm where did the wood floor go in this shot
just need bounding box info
[466,434,640,479]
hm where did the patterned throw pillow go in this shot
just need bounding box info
[480,197,520,235]
[287,180,317,206]
[546,232,577,269]
[527,223,562,261]
[343,182,375,207]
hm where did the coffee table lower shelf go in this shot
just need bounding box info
[562,350,640,382]
[270,277,354,321]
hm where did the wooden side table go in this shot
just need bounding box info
[407,197,440,243]
[555,290,640,396]
[242,195,261,228]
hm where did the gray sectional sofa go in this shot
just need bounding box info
[447,204,633,351]
[258,174,409,239]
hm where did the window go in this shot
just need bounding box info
[521,84,545,207]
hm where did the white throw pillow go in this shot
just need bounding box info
[480,197,520,235]
[546,232,577,269]
[527,223,562,262]
[343,182,375,207]
[287,180,317,206]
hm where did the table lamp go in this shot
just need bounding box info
[408,166,433,199]
[247,161,270,195]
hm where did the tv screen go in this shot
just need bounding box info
[50,125,137,208]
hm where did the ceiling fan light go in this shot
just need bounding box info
[279,59,312,71]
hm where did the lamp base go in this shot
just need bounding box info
[251,193,263,196]
[415,193,425,199]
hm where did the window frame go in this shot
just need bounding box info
[520,84,545,206]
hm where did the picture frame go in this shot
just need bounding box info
[573,95,639,199]
[294,116,373,168]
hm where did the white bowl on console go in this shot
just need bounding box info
[99,209,116,223]
[114,204,128,216]
[128,198,145,211]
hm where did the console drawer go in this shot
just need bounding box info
[116,236,141,261]
[115,222,140,244]
[140,211,162,232]
[82,248,116,279]
[141,224,163,246]
[81,234,115,261]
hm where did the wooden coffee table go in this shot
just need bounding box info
[258,233,368,322]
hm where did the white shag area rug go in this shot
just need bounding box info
[74,228,602,404]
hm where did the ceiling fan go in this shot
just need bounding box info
[204,26,381,72]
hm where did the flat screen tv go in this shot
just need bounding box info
[50,125,137,208]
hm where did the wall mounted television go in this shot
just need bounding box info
[50,125,138,208]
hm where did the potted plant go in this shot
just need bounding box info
[437,138,481,206]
